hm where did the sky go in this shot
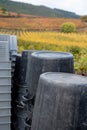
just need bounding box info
[11,0,87,15]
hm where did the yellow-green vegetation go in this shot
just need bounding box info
[0,30,87,75]
[17,31,87,50]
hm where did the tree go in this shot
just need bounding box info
[1,7,7,14]
[60,22,76,33]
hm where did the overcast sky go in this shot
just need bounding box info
[11,0,87,15]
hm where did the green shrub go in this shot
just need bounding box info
[66,46,81,55]
[60,22,76,33]
[74,55,87,75]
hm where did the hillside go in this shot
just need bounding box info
[0,0,80,18]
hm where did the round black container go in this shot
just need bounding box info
[31,72,87,130]
[28,51,73,96]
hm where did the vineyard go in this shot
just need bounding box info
[0,16,87,74]
[0,30,87,50]
[0,17,86,31]
[0,30,87,75]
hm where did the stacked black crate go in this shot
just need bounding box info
[13,51,30,130]
[9,35,18,129]
[12,54,21,130]
[0,41,11,130]
[14,50,37,130]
